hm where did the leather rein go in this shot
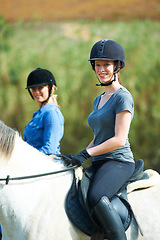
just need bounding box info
[0,154,76,185]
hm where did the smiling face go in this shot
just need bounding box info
[31,85,50,105]
[95,60,115,84]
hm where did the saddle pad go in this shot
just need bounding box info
[127,169,160,193]
[65,184,94,236]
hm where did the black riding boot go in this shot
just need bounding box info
[93,196,127,240]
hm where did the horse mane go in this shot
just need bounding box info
[0,120,17,158]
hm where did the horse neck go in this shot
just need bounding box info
[0,136,73,239]
[1,135,63,177]
[0,135,73,210]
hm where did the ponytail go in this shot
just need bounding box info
[50,85,59,107]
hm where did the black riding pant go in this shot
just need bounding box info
[88,160,135,208]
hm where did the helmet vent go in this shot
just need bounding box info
[97,40,107,57]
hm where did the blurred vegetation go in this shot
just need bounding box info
[0,17,160,171]
[1,0,160,21]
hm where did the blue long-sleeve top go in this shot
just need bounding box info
[23,103,64,155]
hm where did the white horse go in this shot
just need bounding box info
[0,120,160,240]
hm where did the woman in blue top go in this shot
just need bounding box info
[23,68,64,155]
[69,40,135,239]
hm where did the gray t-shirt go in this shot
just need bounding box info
[88,87,134,163]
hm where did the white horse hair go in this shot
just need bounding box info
[0,120,160,240]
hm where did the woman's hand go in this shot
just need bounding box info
[70,149,91,166]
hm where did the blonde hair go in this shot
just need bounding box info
[50,85,59,107]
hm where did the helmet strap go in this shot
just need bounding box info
[39,85,53,108]
[96,61,120,87]
[96,74,116,86]
[28,85,53,107]
[28,89,34,99]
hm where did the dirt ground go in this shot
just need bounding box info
[0,0,160,22]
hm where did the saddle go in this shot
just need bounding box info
[65,159,148,238]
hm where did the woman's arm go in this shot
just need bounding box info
[87,110,132,157]
[39,110,64,154]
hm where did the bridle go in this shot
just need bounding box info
[0,154,77,185]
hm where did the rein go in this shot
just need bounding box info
[0,154,77,185]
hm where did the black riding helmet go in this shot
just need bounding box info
[88,40,125,86]
[26,68,56,102]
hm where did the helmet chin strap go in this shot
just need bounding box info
[96,62,120,87]
[40,86,52,108]
[96,73,116,87]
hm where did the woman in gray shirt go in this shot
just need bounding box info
[70,40,135,240]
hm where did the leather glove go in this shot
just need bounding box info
[71,149,91,166]
[64,154,74,166]
[66,154,74,159]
